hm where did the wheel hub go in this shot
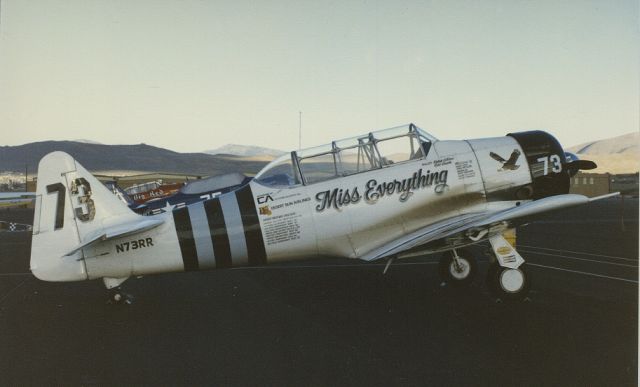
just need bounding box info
[449,258,471,280]
[499,269,525,293]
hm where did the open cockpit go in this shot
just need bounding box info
[254,123,437,187]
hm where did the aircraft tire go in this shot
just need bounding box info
[439,248,477,287]
[487,263,531,302]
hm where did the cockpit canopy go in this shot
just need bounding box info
[254,123,437,187]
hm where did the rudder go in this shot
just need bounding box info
[30,152,138,281]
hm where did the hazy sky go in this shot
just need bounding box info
[1,0,638,153]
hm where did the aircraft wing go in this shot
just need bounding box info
[361,193,618,262]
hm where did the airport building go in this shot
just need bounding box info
[610,173,639,196]
[569,173,611,197]
[569,172,639,197]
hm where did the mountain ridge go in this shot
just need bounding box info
[567,132,638,155]
[2,131,637,176]
[203,144,285,158]
[0,141,269,176]
[566,132,638,174]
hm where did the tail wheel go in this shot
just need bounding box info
[107,287,134,305]
[439,248,477,287]
[486,263,531,301]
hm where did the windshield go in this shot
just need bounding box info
[254,123,436,187]
[254,154,301,188]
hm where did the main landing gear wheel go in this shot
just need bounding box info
[439,248,477,287]
[486,263,530,302]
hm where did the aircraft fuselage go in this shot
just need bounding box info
[79,135,538,280]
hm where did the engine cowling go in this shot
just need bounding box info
[508,131,596,199]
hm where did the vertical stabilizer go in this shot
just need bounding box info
[30,152,139,281]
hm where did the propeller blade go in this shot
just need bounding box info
[566,159,597,171]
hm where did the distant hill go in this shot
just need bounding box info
[4,133,636,177]
[0,141,270,176]
[568,132,638,155]
[567,132,639,174]
[203,144,285,158]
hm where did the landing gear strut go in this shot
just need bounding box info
[439,248,477,287]
[486,234,531,302]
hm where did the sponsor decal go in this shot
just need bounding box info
[315,168,449,212]
[502,254,517,264]
[496,246,512,255]
[433,157,454,168]
[263,212,302,245]
[270,197,311,211]
[455,160,476,179]
[257,194,274,204]
[259,205,272,216]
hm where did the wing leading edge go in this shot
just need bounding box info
[361,193,619,262]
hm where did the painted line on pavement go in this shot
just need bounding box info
[527,263,638,284]
[518,244,637,262]
[520,249,638,268]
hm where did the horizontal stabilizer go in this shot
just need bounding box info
[64,218,164,257]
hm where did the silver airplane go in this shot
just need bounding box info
[29,124,606,303]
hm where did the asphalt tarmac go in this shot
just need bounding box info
[0,197,637,386]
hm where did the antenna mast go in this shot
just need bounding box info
[298,111,302,150]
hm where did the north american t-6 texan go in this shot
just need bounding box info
[30,124,611,303]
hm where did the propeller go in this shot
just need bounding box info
[564,152,597,177]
